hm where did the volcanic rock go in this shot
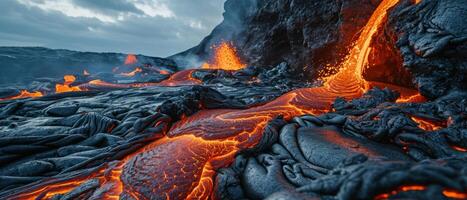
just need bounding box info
[370,0,467,98]
[173,0,383,78]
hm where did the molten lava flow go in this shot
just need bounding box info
[375,185,466,200]
[0,90,43,101]
[396,93,426,103]
[86,69,201,89]
[55,75,83,93]
[443,190,467,199]
[120,67,143,77]
[155,69,201,86]
[124,54,137,65]
[411,116,443,131]
[374,185,426,199]
[159,69,170,75]
[201,42,247,70]
[451,145,467,152]
[14,0,418,199]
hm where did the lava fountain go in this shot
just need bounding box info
[201,42,247,71]
[11,0,414,199]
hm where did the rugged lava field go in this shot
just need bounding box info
[0,0,466,199]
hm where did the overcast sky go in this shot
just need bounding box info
[0,0,225,57]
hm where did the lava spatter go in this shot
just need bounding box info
[201,42,246,71]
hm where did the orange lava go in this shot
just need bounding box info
[14,162,125,200]
[201,42,247,70]
[120,67,143,77]
[451,145,467,152]
[12,0,413,199]
[375,185,426,199]
[155,69,201,86]
[396,93,426,103]
[375,185,466,200]
[86,69,201,89]
[443,189,467,199]
[411,116,443,131]
[124,54,138,65]
[0,90,43,101]
[55,75,83,93]
[159,69,170,75]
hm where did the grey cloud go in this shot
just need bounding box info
[71,0,143,14]
[0,0,225,57]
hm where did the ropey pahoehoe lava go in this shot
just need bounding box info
[0,0,466,200]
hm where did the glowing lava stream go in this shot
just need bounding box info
[13,0,421,199]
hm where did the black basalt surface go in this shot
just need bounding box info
[0,0,465,199]
[215,88,467,200]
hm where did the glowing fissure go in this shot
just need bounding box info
[13,0,437,199]
[410,116,444,131]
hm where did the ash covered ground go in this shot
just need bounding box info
[0,0,466,199]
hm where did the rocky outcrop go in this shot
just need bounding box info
[175,0,467,100]
[172,0,382,78]
[383,0,467,99]
[215,88,467,200]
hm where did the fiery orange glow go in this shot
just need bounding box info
[159,69,170,75]
[124,54,138,65]
[411,116,443,131]
[415,0,422,4]
[86,69,201,89]
[396,93,426,103]
[120,67,143,77]
[451,145,467,152]
[375,185,426,199]
[155,69,201,86]
[55,75,83,93]
[201,42,247,70]
[12,0,416,199]
[375,185,466,200]
[14,162,126,200]
[443,190,467,199]
[0,90,43,101]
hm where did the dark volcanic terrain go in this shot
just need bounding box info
[0,0,466,200]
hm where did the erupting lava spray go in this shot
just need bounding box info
[201,42,247,70]
[13,0,432,199]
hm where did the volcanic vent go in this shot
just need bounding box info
[0,0,466,200]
